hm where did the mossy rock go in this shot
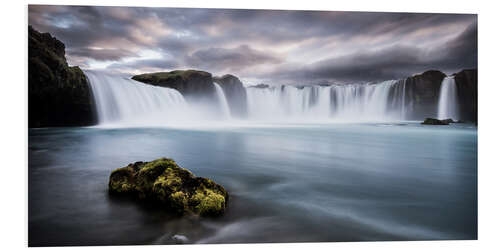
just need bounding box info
[109,158,228,217]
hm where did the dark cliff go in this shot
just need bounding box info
[404,70,447,119]
[131,70,216,101]
[28,26,96,127]
[387,69,477,121]
[454,69,477,122]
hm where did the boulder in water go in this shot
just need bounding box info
[421,118,451,125]
[28,26,96,127]
[171,234,189,244]
[109,158,229,217]
[441,118,455,124]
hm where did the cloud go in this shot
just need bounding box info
[28,5,477,83]
[67,47,137,61]
[262,22,478,84]
[185,45,283,73]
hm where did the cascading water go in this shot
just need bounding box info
[86,71,190,126]
[330,80,399,121]
[437,76,459,120]
[246,80,402,122]
[85,71,428,126]
[213,83,231,119]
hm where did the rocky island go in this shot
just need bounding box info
[109,158,229,217]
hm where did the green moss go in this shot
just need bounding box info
[170,191,188,212]
[192,189,226,216]
[132,70,211,84]
[109,166,135,193]
[108,157,228,216]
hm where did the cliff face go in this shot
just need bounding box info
[213,74,248,117]
[404,70,447,119]
[454,69,477,122]
[132,70,216,101]
[28,26,96,127]
[386,69,477,122]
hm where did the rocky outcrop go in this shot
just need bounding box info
[109,158,229,217]
[421,118,451,125]
[454,69,477,122]
[132,70,216,101]
[213,74,248,117]
[404,70,447,119]
[28,26,96,127]
[249,84,269,89]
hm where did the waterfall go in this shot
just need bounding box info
[86,71,189,126]
[245,81,400,122]
[246,85,332,121]
[330,80,398,121]
[85,71,434,126]
[401,79,407,119]
[437,76,459,120]
[213,83,231,119]
[85,71,229,126]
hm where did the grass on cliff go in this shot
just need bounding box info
[132,70,211,83]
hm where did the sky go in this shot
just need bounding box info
[28,5,477,85]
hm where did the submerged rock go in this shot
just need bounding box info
[171,234,189,244]
[421,118,451,125]
[109,158,228,217]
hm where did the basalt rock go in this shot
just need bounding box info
[213,74,248,117]
[454,69,477,122]
[28,26,96,127]
[249,84,270,89]
[109,158,229,217]
[132,70,216,101]
[403,70,447,119]
[421,118,451,125]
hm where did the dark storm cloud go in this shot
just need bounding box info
[266,21,478,83]
[185,45,283,72]
[431,22,478,70]
[28,5,477,83]
[106,57,180,74]
[67,48,137,61]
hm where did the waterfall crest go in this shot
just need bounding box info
[85,71,454,126]
[86,71,189,126]
[246,80,402,122]
[437,76,459,120]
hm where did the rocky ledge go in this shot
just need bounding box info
[132,70,216,99]
[109,158,229,217]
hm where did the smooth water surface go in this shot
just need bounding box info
[28,123,477,246]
